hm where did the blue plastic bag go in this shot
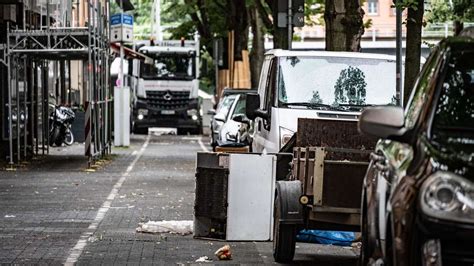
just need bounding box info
[296,229,355,246]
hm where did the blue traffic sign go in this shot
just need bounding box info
[110,13,133,26]
[122,14,133,25]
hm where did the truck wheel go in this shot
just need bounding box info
[133,127,148,135]
[177,128,188,135]
[273,190,297,263]
[190,126,203,135]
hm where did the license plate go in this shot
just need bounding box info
[161,110,175,115]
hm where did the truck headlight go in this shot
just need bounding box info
[420,171,474,224]
[187,109,198,116]
[138,109,148,116]
[187,109,199,120]
[280,127,295,148]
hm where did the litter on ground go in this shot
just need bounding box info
[215,245,232,260]
[136,220,193,235]
[195,256,212,262]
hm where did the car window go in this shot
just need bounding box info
[263,58,277,111]
[404,48,442,129]
[216,95,237,119]
[258,58,272,109]
[231,95,247,118]
[430,50,474,153]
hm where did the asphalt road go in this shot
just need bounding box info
[0,130,359,265]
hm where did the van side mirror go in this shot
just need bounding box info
[358,106,406,140]
[246,93,260,120]
[232,114,250,125]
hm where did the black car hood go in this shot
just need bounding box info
[421,136,474,180]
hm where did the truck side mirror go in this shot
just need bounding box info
[246,93,260,120]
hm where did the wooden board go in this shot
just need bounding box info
[228,31,234,87]
[215,146,249,153]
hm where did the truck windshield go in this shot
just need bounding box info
[141,54,195,80]
[431,50,474,154]
[277,56,397,111]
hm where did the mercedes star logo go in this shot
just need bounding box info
[163,92,173,101]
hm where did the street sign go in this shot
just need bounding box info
[277,0,305,28]
[110,13,133,26]
[110,13,134,43]
[277,0,304,13]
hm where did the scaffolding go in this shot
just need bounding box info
[2,0,112,166]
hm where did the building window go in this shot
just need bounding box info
[367,0,378,15]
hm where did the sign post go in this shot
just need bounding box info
[111,13,133,146]
[277,0,304,49]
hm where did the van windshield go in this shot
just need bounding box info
[277,56,397,111]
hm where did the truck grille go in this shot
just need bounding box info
[146,90,190,110]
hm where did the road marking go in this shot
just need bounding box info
[182,136,201,140]
[65,134,151,265]
[198,137,210,152]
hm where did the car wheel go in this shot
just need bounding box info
[273,191,297,263]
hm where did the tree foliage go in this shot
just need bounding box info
[333,66,367,105]
[427,0,474,23]
[310,91,323,104]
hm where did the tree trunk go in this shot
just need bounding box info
[249,6,265,88]
[230,0,249,61]
[403,0,424,106]
[453,20,464,36]
[324,0,364,51]
[270,0,290,49]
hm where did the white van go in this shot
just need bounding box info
[246,50,399,153]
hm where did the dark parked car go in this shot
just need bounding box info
[358,36,474,265]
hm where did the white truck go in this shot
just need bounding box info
[129,36,202,134]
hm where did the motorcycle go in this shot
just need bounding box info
[49,104,75,147]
